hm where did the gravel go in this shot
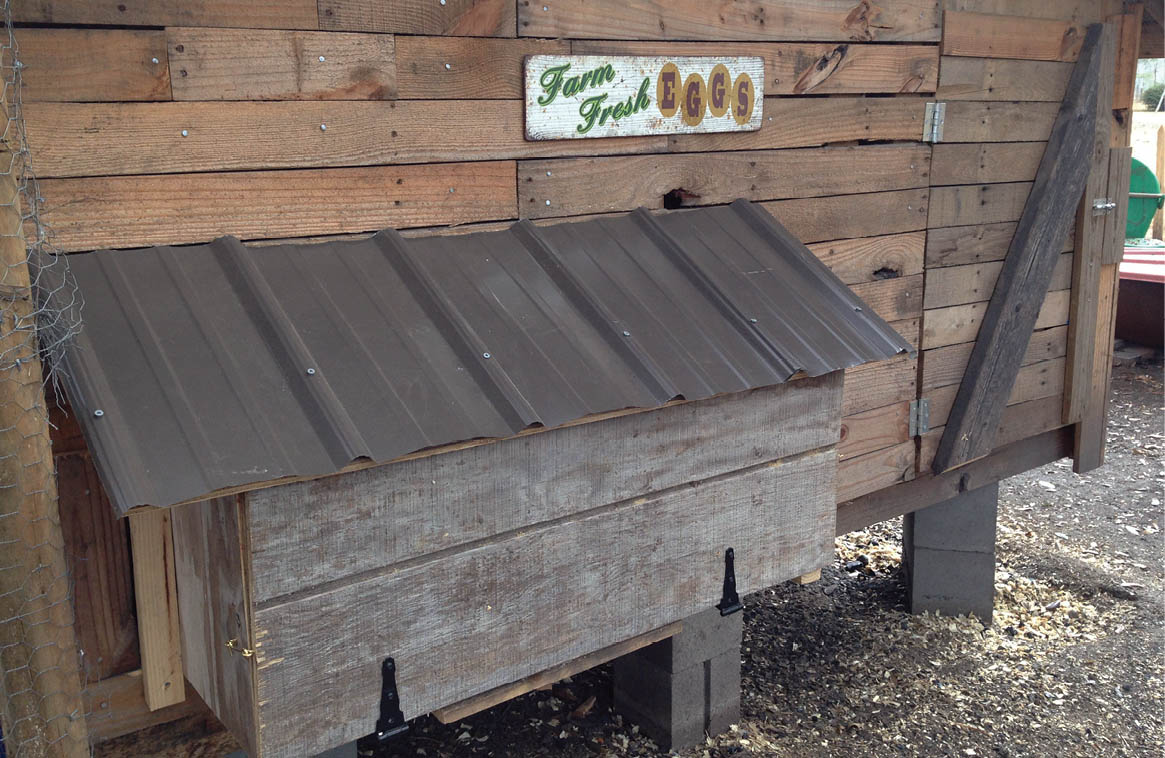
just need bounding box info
[98,359,1164,758]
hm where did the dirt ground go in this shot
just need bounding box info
[99,358,1164,758]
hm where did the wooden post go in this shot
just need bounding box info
[128,509,186,710]
[0,89,89,754]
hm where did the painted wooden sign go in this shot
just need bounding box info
[525,55,764,140]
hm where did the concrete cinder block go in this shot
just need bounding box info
[632,606,743,673]
[905,481,998,554]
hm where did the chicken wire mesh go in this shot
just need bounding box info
[0,0,90,754]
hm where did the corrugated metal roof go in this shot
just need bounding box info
[48,200,911,514]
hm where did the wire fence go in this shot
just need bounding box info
[0,0,88,754]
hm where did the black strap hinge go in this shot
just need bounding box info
[356,658,408,753]
[716,548,742,616]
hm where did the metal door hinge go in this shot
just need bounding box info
[909,398,930,437]
[1092,198,1117,215]
[923,102,946,142]
[356,658,408,753]
[716,548,742,616]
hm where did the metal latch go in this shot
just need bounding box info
[923,102,946,143]
[356,658,409,752]
[909,398,930,437]
[1092,198,1117,215]
[716,548,742,616]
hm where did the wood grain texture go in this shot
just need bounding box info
[764,189,929,244]
[836,439,914,502]
[668,96,925,152]
[930,142,1047,186]
[925,357,1066,429]
[918,394,1066,474]
[24,101,666,178]
[83,670,212,744]
[941,101,1059,143]
[40,161,517,251]
[519,0,941,41]
[923,252,1072,309]
[926,220,1073,267]
[921,289,1070,350]
[850,274,923,323]
[254,447,838,757]
[1073,262,1119,472]
[921,324,1067,393]
[167,28,395,101]
[942,10,1085,60]
[396,37,568,98]
[842,349,917,416]
[13,0,318,28]
[170,496,257,758]
[572,40,938,94]
[13,29,170,102]
[519,144,931,219]
[807,231,925,285]
[128,509,185,710]
[937,56,1073,101]
[839,401,910,461]
[247,374,842,604]
[945,0,1118,25]
[927,182,1031,228]
[320,0,516,35]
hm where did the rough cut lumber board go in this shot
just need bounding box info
[764,189,929,244]
[918,394,1066,475]
[13,0,319,28]
[921,289,1069,350]
[926,220,1074,268]
[925,357,1067,429]
[572,40,938,95]
[128,509,185,710]
[170,496,258,758]
[850,275,923,323]
[1073,262,1119,472]
[923,252,1073,309]
[807,231,925,285]
[927,182,1032,228]
[937,57,1073,101]
[941,101,1059,143]
[24,102,666,178]
[921,324,1068,392]
[254,447,837,757]
[839,401,910,461]
[519,144,931,219]
[945,0,1118,25]
[836,439,914,503]
[930,142,1046,186]
[931,23,1101,472]
[941,10,1085,61]
[396,37,568,99]
[837,425,1073,536]
[667,96,925,152]
[1100,147,1131,264]
[12,29,170,102]
[1110,7,1142,145]
[40,161,517,251]
[320,0,516,35]
[792,570,822,585]
[842,349,917,416]
[167,28,396,101]
[432,622,682,723]
[83,670,211,744]
[519,0,941,41]
[247,374,842,604]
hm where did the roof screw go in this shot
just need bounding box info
[545,199,551,206]
[151,57,159,64]
[622,330,631,337]
[449,187,456,193]
[854,306,863,312]
[444,63,452,70]
[180,129,189,137]
[440,0,446,4]
[748,317,758,324]
[546,170,552,176]
[306,367,316,375]
[318,55,326,62]
[482,352,491,359]
[320,123,327,131]
[93,409,104,418]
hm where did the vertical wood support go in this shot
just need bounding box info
[0,88,89,754]
[128,509,185,710]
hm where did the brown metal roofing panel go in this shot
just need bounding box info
[47,200,912,515]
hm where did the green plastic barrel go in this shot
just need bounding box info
[1127,156,1163,240]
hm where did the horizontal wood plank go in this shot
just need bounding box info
[945,0,1118,25]
[918,394,1066,474]
[843,351,917,417]
[519,144,931,219]
[84,670,211,743]
[807,231,925,285]
[13,29,170,102]
[925,220,1073,267]
[921,324,1068,393]
[396,37,568,99]
[13,0,318,28]
[167,28,395,101]
[923,252,1072,309]
[519,0,941,41]
[41,161,517,251]
[319,0,516,35]
[941,101,1060,143]
[927,182,1031,228]
[764,189,929,244]
[942,10,1085,61]
[839,401,910,461]
[937,56,1073,101]
[921,288,1070,350]
[925,357,1066,429]
[572,40,939,94]
[836,439,915,503]
[930,142,1046,186]
[850,274,923,323]
[24,101,667,178]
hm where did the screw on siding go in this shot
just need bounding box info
[545,199,551,206]
[318,56,326,62]
[151,57,159,64]
[450,187,456,193]
[181,130,189,137]
[854,306,863,312]
[440,0,446,4]
[546,170,552,176]
[543,5,549,10]
[444,63,452,70]
[482,352,491,359]
[622,330,631,337]
[93,410,104,417]
[320,124,327,131]
[748,318,758,324]
[306,368,316,375]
